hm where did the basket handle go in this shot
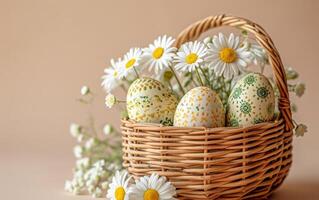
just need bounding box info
[174,15,293,131]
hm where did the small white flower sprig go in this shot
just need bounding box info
[65,86,123,198]
[106,171,177,200]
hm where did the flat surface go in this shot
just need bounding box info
[2,0,319,199]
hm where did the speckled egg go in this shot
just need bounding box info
[126,77,178,125]
[174,87,225,128]
[227,72,275,127]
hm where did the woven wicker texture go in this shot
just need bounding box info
[121,15,293,199]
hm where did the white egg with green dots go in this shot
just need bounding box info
[227,72,275,127]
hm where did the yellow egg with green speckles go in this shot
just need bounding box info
[174,87,225,128]
[126,77,178,125]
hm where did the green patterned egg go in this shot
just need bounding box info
[174,87,225,128]
[227,73,275,127]
[126,77,178,125]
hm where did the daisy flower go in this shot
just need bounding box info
[174,41,207,72]
[101,59,121,92]
[142,35,176,73]
[206,33,251,80]
[107,170,132,200]
[119,48,142,78]
[129,173,176,200]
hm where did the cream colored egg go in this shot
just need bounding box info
[227,73,275,127]
[126,77,178,125]
[174,87,225,128]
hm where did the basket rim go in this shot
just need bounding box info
[121,118,284,132]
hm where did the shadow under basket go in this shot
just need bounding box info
[121,14,294,200]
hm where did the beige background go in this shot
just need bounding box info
[1,0,319,199]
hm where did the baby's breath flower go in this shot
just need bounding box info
[105,94,117,108]
[101,181,109,190]
[295,124,308,137]
[85,138,98,150]
[73,145,84,158]
[88,185,95,194]
[80,86,90,96]
[72,187,80,195]
[76,158,90,169]
[285,67,299,80]
[76,134,84,142]
[74,169,84,178]
[70,123,82,137]
[86,178,98,188]
[294,83,306,97]
[103,124,113,135]
[64,180,73,192]
[92,187,102,198]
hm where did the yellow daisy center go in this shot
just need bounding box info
[113,71,118,77]
[115,187,125,200]
[185,53,198,64]
[144,189,159,200]
[219,48,237,63]
[152,47,164,59]
[126,58,136,69]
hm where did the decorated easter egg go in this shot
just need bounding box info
[227,72,275,127]
[174,87,225,128]
[126,77,178,125]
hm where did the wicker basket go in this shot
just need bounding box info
[121,15,294,200]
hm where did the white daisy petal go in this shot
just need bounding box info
[244,42,268,66]
[219,33,226,48]
[228,33,234,49]
[212,35,221,50]
[101,58,121,92]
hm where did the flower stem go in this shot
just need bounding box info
[168,65,185,95]
[195,68,204,86]
[198,66,210,86]
[167,80,173,92]
[133,67,140,79]
[260,65,265,74]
